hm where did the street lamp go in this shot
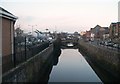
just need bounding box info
[45,28,49,36]
[28,25,37,36]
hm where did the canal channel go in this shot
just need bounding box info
[48,49,102,82]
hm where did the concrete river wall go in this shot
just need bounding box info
[78,40,120,82]
[2,44,54,82]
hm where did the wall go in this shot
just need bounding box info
[2,18,12,56]
[0,13,2,83]
[78,40,120,81]
[0,17,2,57]
[2,44,54,82]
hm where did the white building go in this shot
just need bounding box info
[90,33,95,41]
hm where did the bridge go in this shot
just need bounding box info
[61,38,79,48]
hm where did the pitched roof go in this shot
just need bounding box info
[0,7,17,21]
[94,25,101,28]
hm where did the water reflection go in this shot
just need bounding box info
[53,55,59,66]
[49,49,102,82]
[53,47,61,66]
[38,49,61,83]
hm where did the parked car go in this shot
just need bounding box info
[99,41,104,45]
[113,44,120,49]
[104,41,114,47]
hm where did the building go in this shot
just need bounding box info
[89,25,109,41]
[109,22,120,39]
[0,7,17,57]
[90,25,101,40]
[99,27,109,40]
[80,31,86,36]
[82,31,91,41]
[116,22,120,37]
[118,1,120,22]
[86,31,91,41]
[109,23,116,39]
[102,27,109,40]
[90,28,95,41]
[109,22,120,43]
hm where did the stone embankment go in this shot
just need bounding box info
[78,40,120,82]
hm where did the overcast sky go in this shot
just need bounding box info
[0,0,120,33]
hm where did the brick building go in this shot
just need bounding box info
[109,22,120,43]
[109,22,120,39]
[0,7,17,57]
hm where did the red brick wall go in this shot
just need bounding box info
[2,18,12,56]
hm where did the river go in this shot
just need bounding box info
[48,49,102,82]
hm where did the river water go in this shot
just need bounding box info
[48,49,102,82]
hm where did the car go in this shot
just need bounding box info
[113,44,120,49]
[104,41,108,46]
[118,45,120,49]
[113,44,118,48]
[99,41,104,45]
[104,41,114,47]
[108,42,114,47]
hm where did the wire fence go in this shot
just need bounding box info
[2,36,50,73]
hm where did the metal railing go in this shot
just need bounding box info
[2,36,50,73]
[2,44,54,82]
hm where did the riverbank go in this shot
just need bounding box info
[78,40,120,82]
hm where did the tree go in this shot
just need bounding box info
[15,27,24,37]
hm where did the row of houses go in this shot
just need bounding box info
[82,25,109,41]
[82,22,120,44]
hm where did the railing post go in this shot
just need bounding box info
[25,36,27,61]
[13,37,16,67]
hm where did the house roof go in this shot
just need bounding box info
[0,7,18,21]
[94,25,101,28]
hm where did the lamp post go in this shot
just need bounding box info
[28,25,37,36]
[45,28,49,37]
